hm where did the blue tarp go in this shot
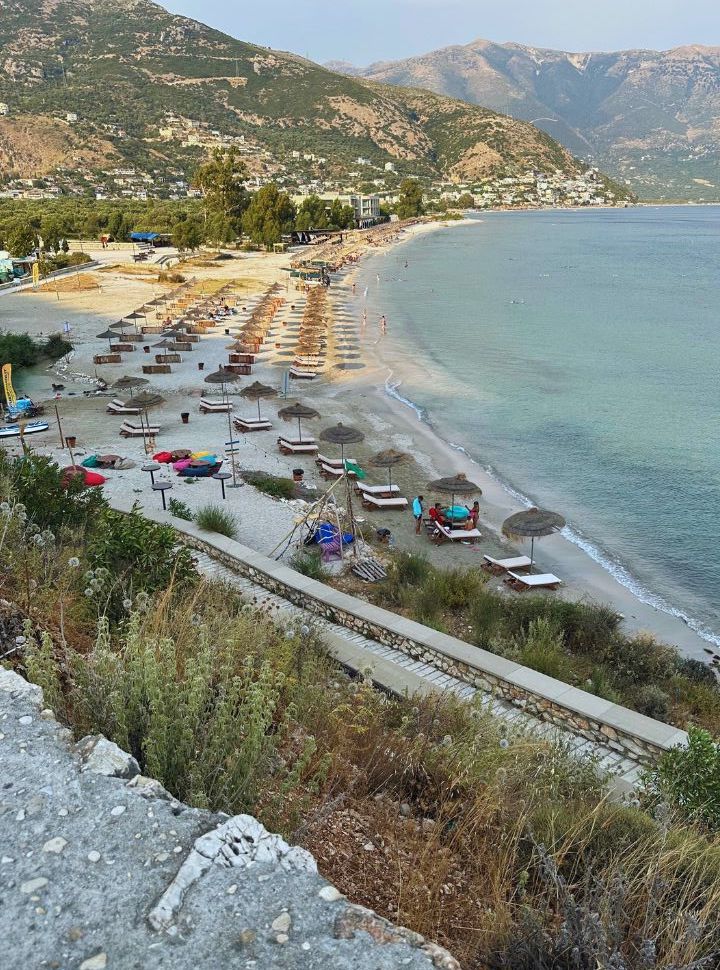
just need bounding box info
[130,232,159,242]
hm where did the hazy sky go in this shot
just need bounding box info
[165,0,720,64]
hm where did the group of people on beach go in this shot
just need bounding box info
[412,496,481,535]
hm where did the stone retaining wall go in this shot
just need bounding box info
[165,523,687,767]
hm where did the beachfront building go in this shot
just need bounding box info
[348,194,381,228]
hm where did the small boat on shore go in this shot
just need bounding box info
[0,421,50,439]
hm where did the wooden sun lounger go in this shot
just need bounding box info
[200,398,233,413]
[277,438,319,455]
[356,482,401,497]
[106,400,142,415]
[361,494,408,510]
[289,367,317,380]
[482,555,533,575]
[316,455,355,469]
[119,421,160,438]
[430,523,482,544]
[505,571,562,591]
[319,462,357,479]
[233,416,272,433]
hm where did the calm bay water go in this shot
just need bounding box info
[356,206,720,643]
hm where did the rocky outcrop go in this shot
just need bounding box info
[0,667,459,969]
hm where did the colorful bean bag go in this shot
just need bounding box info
[153,451,173,464]
[62,466,106,488]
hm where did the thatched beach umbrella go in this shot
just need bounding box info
[502,507,566,572]
[240,381,277,420]
[204,367,242,398]
[428,473,482,517]
[126,309,146,329]
[278,402,320,442]
[320,422,365,465]
[111,374,149,398]
[97,328,119,351]
[370,448,409,491]
[128,390,165,410]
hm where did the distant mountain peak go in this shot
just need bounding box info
[342,37,720,200]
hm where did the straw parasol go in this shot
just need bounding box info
[240,381,277,420]
[502,507,566,572]
[320,422,365,464]
[153,338,175,358]
[97,329,119,350]
[370,448,410,491]
[204,367,242,398]
[111,375,149,398]
[278,402,320,442]
[427,472,481,514]
[128,390,165,410]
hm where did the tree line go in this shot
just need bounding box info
[0,149,426,256]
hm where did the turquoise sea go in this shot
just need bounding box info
[355,206,720,645]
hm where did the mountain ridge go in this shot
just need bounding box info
[334,38,720,199]
[0,0,611,193]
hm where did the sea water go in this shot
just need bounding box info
[355,206,720,644]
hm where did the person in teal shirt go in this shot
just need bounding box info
[412,495,424,534]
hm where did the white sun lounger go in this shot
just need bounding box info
[119,421,160,437]
[505,571,562,591]
[316,454,355,469]
[233,417,272,433]
[107,399,142,415]
[319,462,357,479]
[289,367,317,380]
[482,555,533,574]
[431,523,481,544]
[361,494,408,510]
[200,398,233,413]
[277,438,319,455]
[356,482,401,496]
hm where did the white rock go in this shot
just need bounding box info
[110,806,126,817]
[318,885,343,902]
[20,877,48,894]
[79,953,107,970]
[276,934,289,944]
[18,715,33,726]
[42,837,67,854]
[76,736,139,779]
[87,851,101,863]
[271,912,291,933]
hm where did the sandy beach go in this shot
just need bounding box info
[0,222,713,661]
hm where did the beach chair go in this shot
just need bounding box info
[482,555,533,575]
[106,399,142,415]
[504,571,562,592]
[319,462,357,480]
[233,416,272,433]
[316,454,355,469]
[277,437,319,455]
[199,398,233,413]
[361,494,408,511]
[430,523,482,545]
[289,367,317,380]
[356,482,401,497]
[119,421,160,438]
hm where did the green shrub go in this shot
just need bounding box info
[517,618,570,681]
[291,549,325,580]
[676,657,719,687]
[0,452,106,532]
[633,684,671,721]
[195,504,238,538]
[88,507,196,618]
[167,497,193,521]
[601,633,677,689]
[246,473,296,500]
[649,727,720,831]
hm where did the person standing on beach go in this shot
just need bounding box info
[380,315,387,333]
[352,282,356,295]
[412,494,424,535]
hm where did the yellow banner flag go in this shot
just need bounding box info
[32,263,39,286]
[2,363,16,407]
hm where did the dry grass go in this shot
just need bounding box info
[35,272,101,292]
